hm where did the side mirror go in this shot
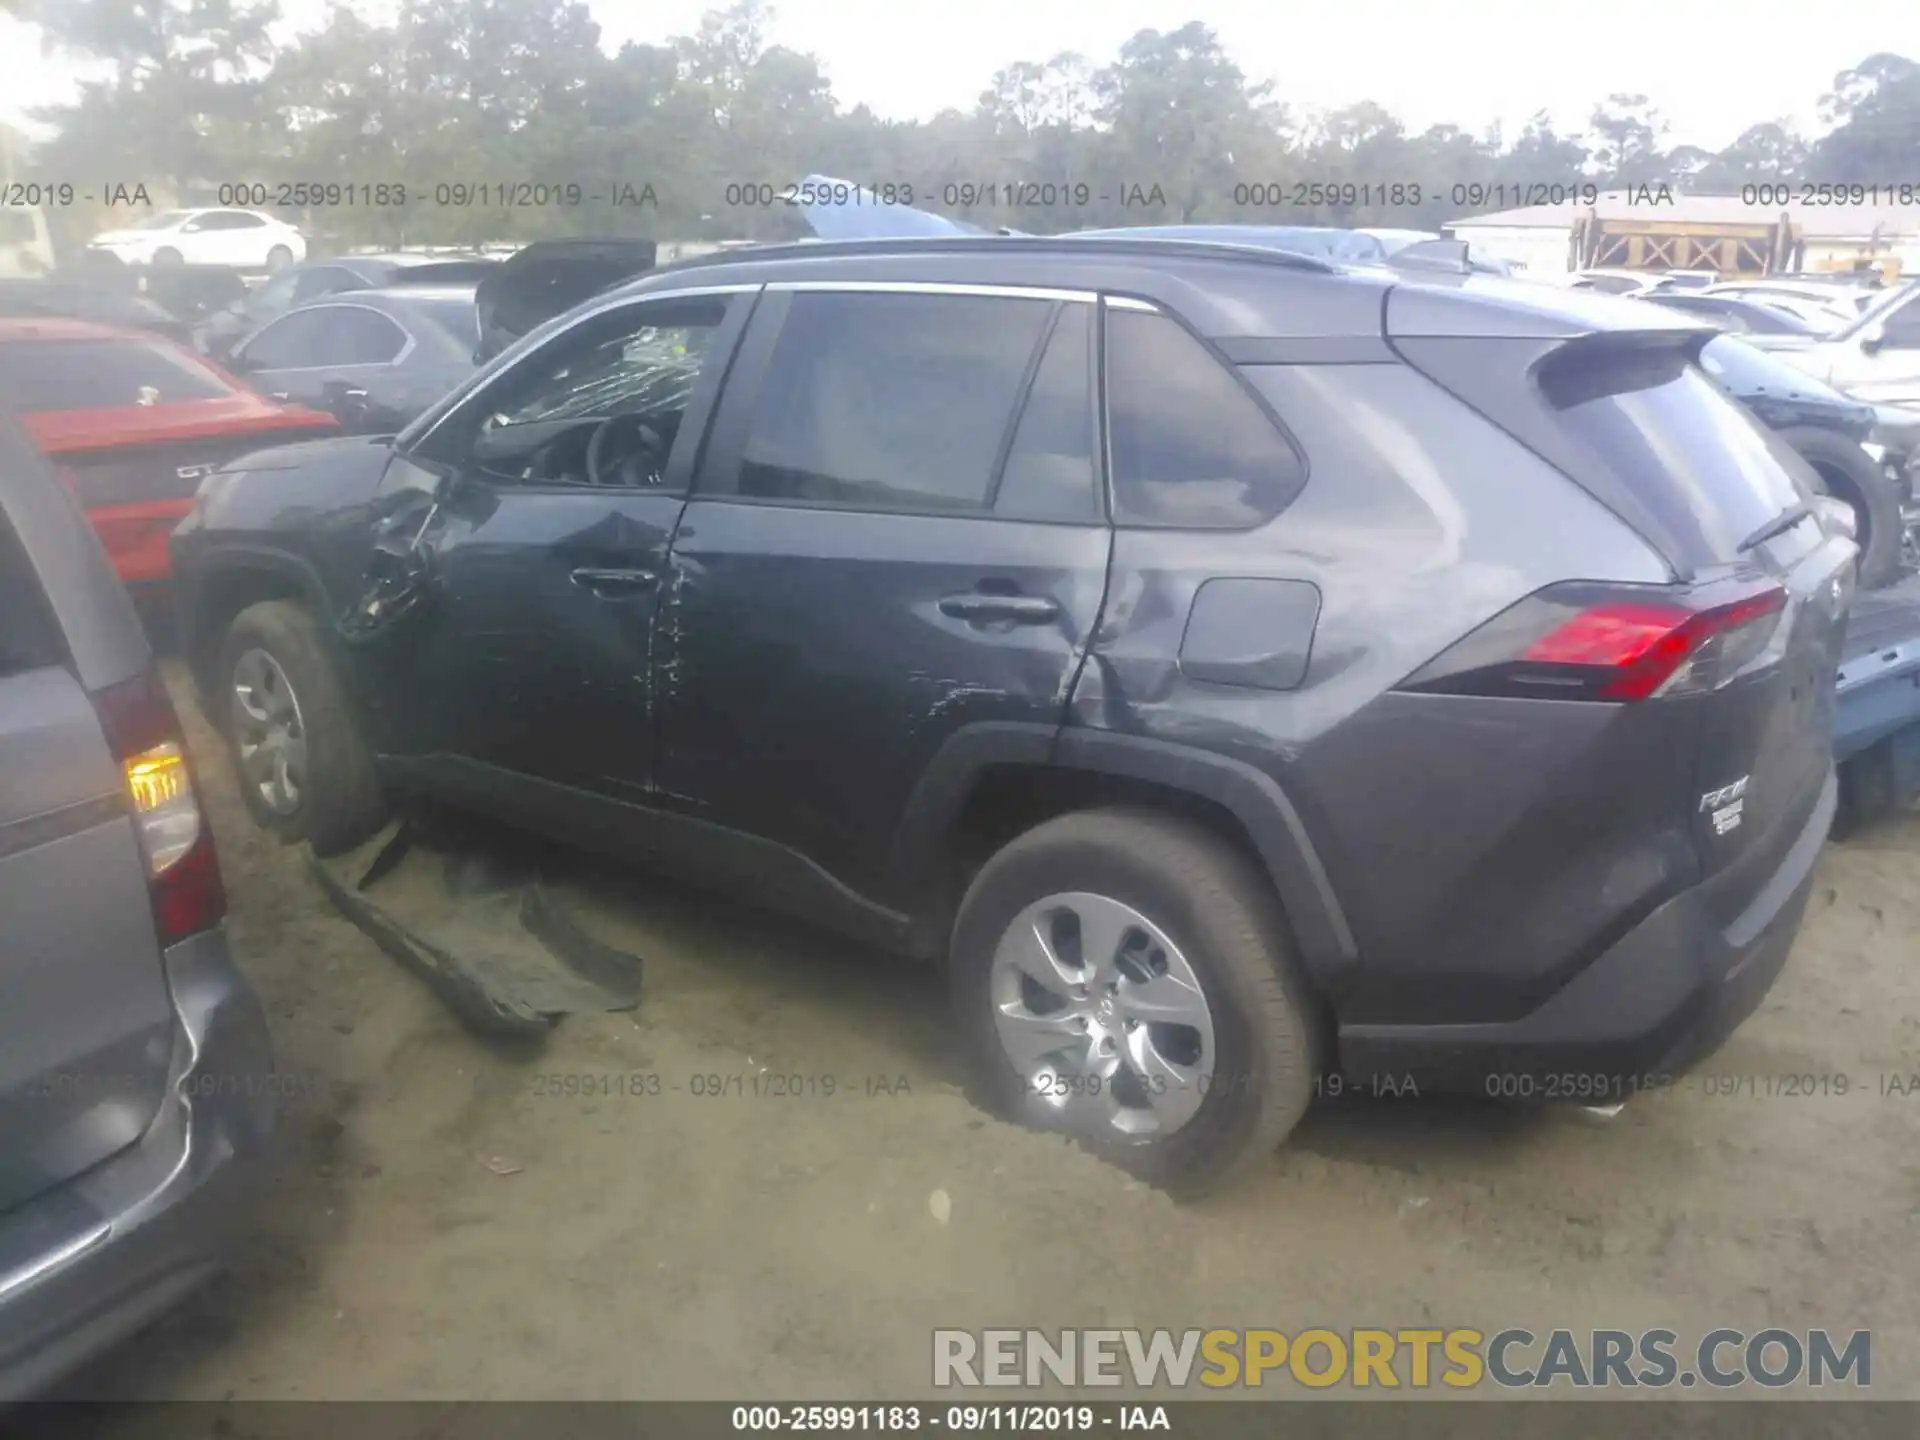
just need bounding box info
[1861,325,1886,355]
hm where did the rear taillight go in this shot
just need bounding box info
[91,670,227,946]
[1399,582,1789,703]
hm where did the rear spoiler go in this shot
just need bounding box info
[473,239,660,362]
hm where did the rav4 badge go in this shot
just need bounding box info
[1701,775,1750,837]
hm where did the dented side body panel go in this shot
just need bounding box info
[1070,358,1674,1005]
[655,501,1110,905]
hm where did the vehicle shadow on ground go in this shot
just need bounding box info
[517,813,1574,1188]
[51,805,1573,1404]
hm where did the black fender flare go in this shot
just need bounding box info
[181,544,343,685]
[889,723,1358,983]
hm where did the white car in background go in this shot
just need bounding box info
[85,208,306,271]
[1771,280,1920,410]
[1703,280,1873,331]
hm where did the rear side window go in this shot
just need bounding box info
[1543,344,1805,561]
[734,291,1052,513]
[0,338,232,411]
[1105,308,1306,529]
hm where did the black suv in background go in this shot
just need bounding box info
[173,237,1853,1194]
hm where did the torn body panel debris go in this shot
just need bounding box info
[310,818,642,1040]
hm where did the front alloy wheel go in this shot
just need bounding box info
[230,646,308,816]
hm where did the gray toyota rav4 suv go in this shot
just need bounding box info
[0,413,274,1397]
[172,237,1853,1195]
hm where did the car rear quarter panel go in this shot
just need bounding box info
[1070,359,1672,1005]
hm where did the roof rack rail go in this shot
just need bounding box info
[636,233,1344,280]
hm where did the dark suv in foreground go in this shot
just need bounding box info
[172,237,1853,1194]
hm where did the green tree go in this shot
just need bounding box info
[1693,122,1809,191]
[1502,112,1590,182]
[28,0,280,191]
[1812,53,1920,182]
[1589,92,1668,186]
[1089,23,1273,224]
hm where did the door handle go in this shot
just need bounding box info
[268,391,290,400]
[938,592,1060,625]
[570,566,659,597]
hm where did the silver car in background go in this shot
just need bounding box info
[0,411,274,1398]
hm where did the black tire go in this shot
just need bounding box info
[151,247,183,269]
[218,600,387,855]
[266,244,293,272]
[1783,425,1901,590]
[951,808,1321,1198]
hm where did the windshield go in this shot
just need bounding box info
[1833,279,1917,341]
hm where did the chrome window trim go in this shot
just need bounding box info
[770,280,1098,303]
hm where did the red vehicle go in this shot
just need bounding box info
[0,318,337,597]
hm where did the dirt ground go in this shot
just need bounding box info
[59,664,1920,1400]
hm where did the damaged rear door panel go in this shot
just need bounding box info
[652,285,1113,912]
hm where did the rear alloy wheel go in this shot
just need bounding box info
[218,600,387,854]
[266,244,293,272]
[989,891,1219,1142]
[953,808,1321,1198]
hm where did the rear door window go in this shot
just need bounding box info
[236,310,333,370]
[0,338,233,410]
[1105,306,1306,528]
[1543,344,1806,561]
[995,303,1099,522]
[240,307,407,368]
[728,290,1052,513]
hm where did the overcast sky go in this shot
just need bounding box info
[0,0,1904,149]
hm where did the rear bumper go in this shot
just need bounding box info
[1339,769,1834,1097]
[0,926,275,1401]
